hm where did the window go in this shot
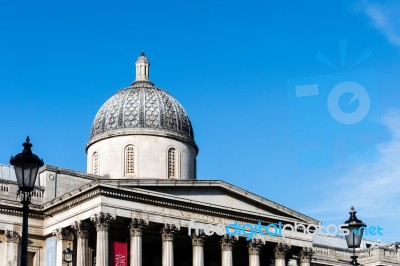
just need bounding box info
[124,145,136,176]
[93,152,99,175]
[168,148,176,179]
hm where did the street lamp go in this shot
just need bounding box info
[63,246,74,266]
[10,137,44,266]
[343,206,366,266]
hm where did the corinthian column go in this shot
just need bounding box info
[72,220,91,266]
[91,212,115,266]
[220,235,236,266]
[161,224,179,266]
[299,247,313,266]
[53,228,73,266]
[192,230,205,266]
[4,230,20,266]
[129,218,148,266]
[274,243,290,266]
[248,239,263,266]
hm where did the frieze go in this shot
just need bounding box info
[148,205,227,224]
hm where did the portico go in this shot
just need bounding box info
[37,177,316,266]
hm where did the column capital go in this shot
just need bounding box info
[248,239,263,255]
[161,224,180,241]
[53,228,74,241]
[191,230,206,246]
[274,242,291,259]
[71,220,91,238]
[91,212,115,231]
[4,230,21,243]
[299,247,313,263]
[220,234,237,251]
[129,218,148,237]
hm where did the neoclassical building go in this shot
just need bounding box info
[0,53,399,266]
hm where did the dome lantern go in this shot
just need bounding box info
[135,52,150,82]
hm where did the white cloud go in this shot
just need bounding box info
[307,110,400,241]
[359,0,400,47]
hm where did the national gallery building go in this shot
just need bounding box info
[0,53,399,266]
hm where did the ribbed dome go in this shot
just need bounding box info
[89,80,195,148]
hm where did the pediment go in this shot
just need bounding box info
[110,179,318,225]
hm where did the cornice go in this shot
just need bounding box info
[40,165,98,180]
[86,128,198,154]
[0,199,45,219]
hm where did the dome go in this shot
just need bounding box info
[87,53,197,152]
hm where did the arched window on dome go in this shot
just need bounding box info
[168,148,176,179]
[93,152,99,175]
[124,145,136,176]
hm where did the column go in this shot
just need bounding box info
[72,220,91,266]
[248,239,263,266]
[220,235,236,266]
[4,230,20,266]
[161,224,179,266]
[91,212,115,266]
[274,243,290,266]
[191,230,205,266]
[53,228,73,266]
[299,247,313,266]
[129,218,148,266]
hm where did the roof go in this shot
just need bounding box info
[88,81,196,150]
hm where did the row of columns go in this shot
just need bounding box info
[191,235,313,266]
[52,213,115,266]
[51,213,314,266]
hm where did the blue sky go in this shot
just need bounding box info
[1,0,400,242]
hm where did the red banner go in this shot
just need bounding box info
[112,241,128,266]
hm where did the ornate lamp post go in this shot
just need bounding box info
[343,206,366,266]
[10,137,44,266]
[63,246,74,266]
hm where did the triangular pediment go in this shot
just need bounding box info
[108,179,318,225]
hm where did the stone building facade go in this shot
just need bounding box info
[0,53,399,266]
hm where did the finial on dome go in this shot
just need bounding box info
[135,51,150,81]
